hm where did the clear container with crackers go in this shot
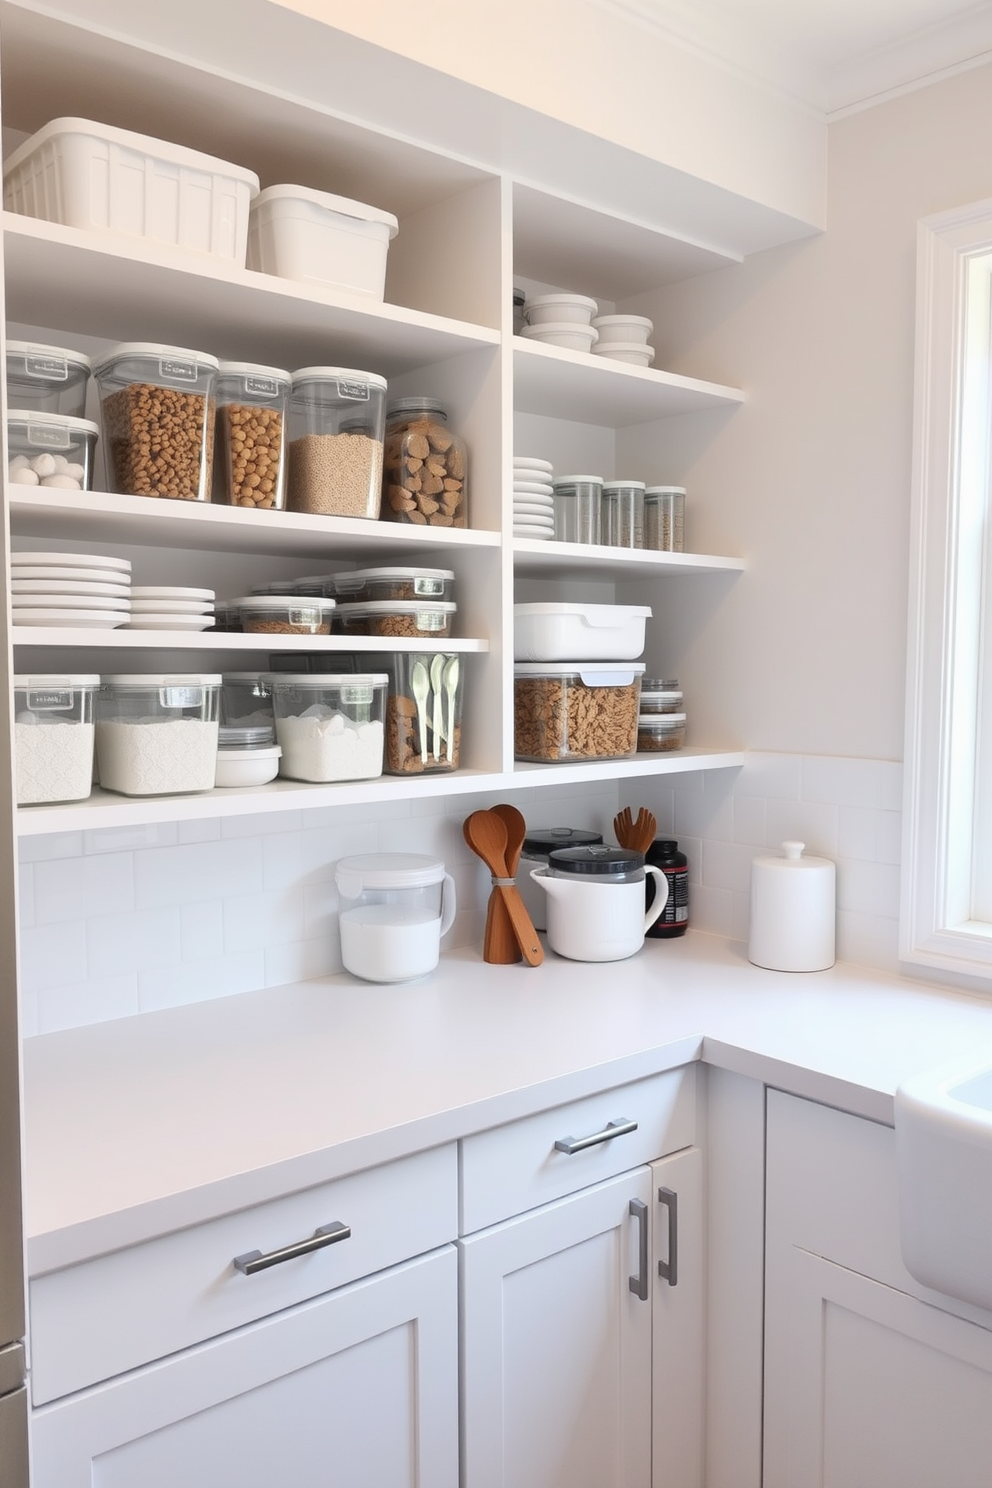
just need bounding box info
[382,397,468,527]
[215,361,290,510]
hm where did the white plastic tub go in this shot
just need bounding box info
[3,117,259,262]
[524,293,598,326]
[592,341,655,366]
[514,602,651,661]
[248,184,399,299]
[521,322,599,353]
[591,314,654,345]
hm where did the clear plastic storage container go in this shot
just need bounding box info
[636,712,686,752]
[247,184,398,298]
[552,475,603,544]
[326,567,455,603]
[266,672,388,782]
[333,600,455,639]
[643,486,686,552]
[382,398,467,527]
[236,596,335,635]
[6,341,91,418]
[7,411,98,492]
[215,362,290,510]
[13,673,98,804]
[214,725,281,787]
[602,480,645,548]
[367,651,464,774]
[514,662,644,762]
[95,674,220,796]
[220,673,274,728]
[95,343,219,502]
[287,367,386,518]
[334,853,456,983]
[638,685,683,715]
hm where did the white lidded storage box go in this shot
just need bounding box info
[514,602,651,661]
[248,184,399,299]
[3,117,259,262]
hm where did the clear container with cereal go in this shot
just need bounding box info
[636,713,686,752]
[602,480,645,548]
[215,361,290,510]
[333,599,456,639]
[265,672,388,782]
[382,398,468,528]
[367,651,464,774]
[287,367,386,518]
[514,662,644,762]
[643,485,686,552]
[552,475,603,544]
[94,343,219,502]
[6,341,91,418]
[220,672,275,728]
[95,674,220,796]
[7,410,98,492]
[13,673,99,804]
[236,596,335,635]
[326,566,455,603]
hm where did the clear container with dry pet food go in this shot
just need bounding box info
[94,343,219,502]
[236,596,335,634]
[602,480,645,548]
[13,673,99,805]
[265,672,387,782]
[643,486,686,552]
[215,361,290,510]
[382,398,468,528]
[95,674,220,796]
[6,341,91,418]
[514,662,644,762]
[333,599,455,639]
[220,672,275,728]
[287,367,386,518]
[7,410,98,491]
[326,566,455,603]
[368,650,464,774]
[636,712,686,752]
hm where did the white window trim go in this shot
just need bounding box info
[902,196,992,985]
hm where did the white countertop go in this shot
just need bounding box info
[22,931,992,1274]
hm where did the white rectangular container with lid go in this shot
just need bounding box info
[13,673,99,805]
[248,184,398,298]
[3,117,259,261]
[95,675,220,797]
[514,602,651,661]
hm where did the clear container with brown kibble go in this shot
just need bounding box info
[216,362,290,510]
[326,566,456,603]
[287,367,386,518]
[94,342,219,502]
[382,397,468,528]
[513,662,644,761]
[333,600,456,638]
[236,596,336,634]
[636,712,686,751]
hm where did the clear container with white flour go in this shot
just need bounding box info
[335,853,456,983]
[95,675,220,796]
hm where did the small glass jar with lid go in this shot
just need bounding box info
[643,485,686,552]
[215,361,291,510]
[382,398,468,528]
[602,480,645,548]
[287,367,386,518]
[552,475,603,545]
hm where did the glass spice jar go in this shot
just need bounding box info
[382,398,468,528]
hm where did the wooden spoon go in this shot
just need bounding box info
[463,810,543,966]
[482,804,527,963]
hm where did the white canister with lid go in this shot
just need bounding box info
[335,852,456,983]
[748,840,836,972]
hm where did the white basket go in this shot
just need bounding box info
[3,117,259,264]
[514,602,651,661]
[247,184,398,299]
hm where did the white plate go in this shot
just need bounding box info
[129,599,214,614]
[12,609,128,627]
[11,592,130,611]
[513,510,555,524]
[10,577,131,597]
[513,495,554,508]
[513,481,555,496]
[129,586,215,601]
[513,528,554,541]
[513,457,554,472]
[124,615,216,631]
[9,565,132,586]
[513,521,557,535]
[11,551,131,572]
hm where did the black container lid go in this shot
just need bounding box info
[549,845,644,876]
[522,826,603,860]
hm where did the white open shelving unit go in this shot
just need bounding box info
[0,0,754,840]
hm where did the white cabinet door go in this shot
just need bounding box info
[30,1247,457,1488]
[460,1167,653,1488]
[652,1147,704,1488]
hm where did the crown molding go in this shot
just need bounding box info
[824,6,992,117]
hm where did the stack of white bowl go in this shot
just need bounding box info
[591,314,655,367]
[520,293,599,353]
[513,457,554,541]
[10,551,131,628]
[127,586,215,631]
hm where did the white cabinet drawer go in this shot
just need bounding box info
[30,1143,457,1405]
[459,1067,695,1233]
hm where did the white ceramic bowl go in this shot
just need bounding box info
[522,322,599,353]
[214,745,282,788]
[524,293,598,326]
[591,314,654,345]
[592,341,655,366]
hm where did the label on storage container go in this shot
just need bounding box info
[24,686,73,710]
[159,358,198,384]
[160,686,203,708]
[336,379,370,402]
[24,349,68,381]
[26,420,72,449]
[245,374,279,397]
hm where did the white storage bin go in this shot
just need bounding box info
[3,117,259,262]
[247,184,399,299]
[514,602,651,661]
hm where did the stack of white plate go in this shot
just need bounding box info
[10,551,131,627]
[127,587,215,631]
[513,457,554,541]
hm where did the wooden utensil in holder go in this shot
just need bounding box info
[463,806,543,966]
[614,806,657,855]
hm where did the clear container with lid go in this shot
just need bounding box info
[287,367,386,518]
[95,674,220,796]
[214,724,281,787]
[6,341,91,418]
[13,673,99,804]
[333,599,455,639]
[514,662,643,761]
[367,650,464,774]
[250,580,297,597]
[601,480,645,548]
[94,343,219,502]
[7,410,98,491]
[212,601,243,633]
[334,852,457,983]
[382,397,468,528]
[236,595,335,635]
[636,712,686,752]
[326,566,455,603]
[265,672,387,782]
[215,361,290,510]
[552,475,603,545]
[220,672,274,728]
[638,686,683,715]
[643,485,686,552]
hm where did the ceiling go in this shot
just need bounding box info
[597,0,992,115]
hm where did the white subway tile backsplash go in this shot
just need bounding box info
[86,907,181,978]
[765,797,838,857]
[838,805,877,862]
[802,755,880,810]
[876,761,904,813]
[876,810,903,866]
[177,819,222,845]
[19,919,87,993]
[836,859,901,920]
[262,823,374,894]
[138,951,265,1013]
[264,936,339,988]
[221,808,304,838]
[736,753,801,800]
[224,889,307,951]
[84,823,177,855]
[732,793,766,847]
[134,838,264,908]
[18,863,34,930]
[837,908,900,975]
[38,974,139,1033]
[687,882,735,938]
[180,900,225,960]
[18,831,83,864]
[33,852,134,925]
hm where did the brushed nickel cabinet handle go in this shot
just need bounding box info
[233,1221,351,1276]
[554,1117,638,1155]
[658,1186,678,1286]
[628,1198,649,1301]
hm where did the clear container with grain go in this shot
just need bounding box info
[95,674,220,796]
[6,341,91,419]
[636,712,686,752]
[236,595,335,635]
[513,662,644,762]
[382,397,468,528]
[333,599,456,639]
[7,410,98,492]
[367,650,464,774]
[326,566,455,603]
[265,672,387,782]
[13,673,99,805]
[643,486,686,552]
[215,361,290,510]
[94,343,218,502]
[287,366,386,518]
[602,480,645,548]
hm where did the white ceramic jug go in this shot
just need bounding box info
[530,845,668,962]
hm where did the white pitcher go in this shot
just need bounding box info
[530,845,668,962]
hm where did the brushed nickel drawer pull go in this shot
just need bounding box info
[233,1221,351,1276]
[658,1186,678,1286]
[628,1198,649,1301]
[554,1117,638,1155]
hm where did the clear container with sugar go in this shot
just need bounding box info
[265,672,387,782]
[14,673,99,804]
[335,852,457,982]
[95,675,220,796]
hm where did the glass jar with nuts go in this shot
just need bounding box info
[216,362,290,510]
[382,397,468,528]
